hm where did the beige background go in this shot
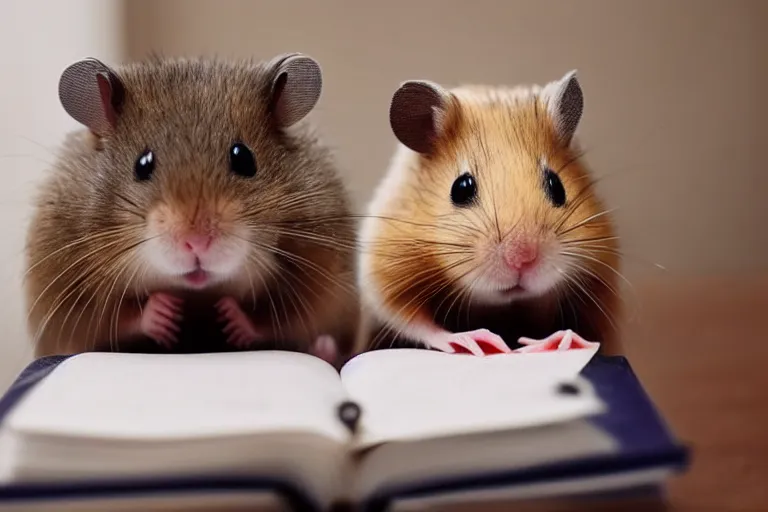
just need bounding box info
[0,0,124,389]
[1,0,766,380]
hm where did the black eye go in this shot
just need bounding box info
[450,172,478,207]
[544,168,566,207]
[230,143,257,178]
[134,149,155,181]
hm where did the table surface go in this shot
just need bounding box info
[441,275,768,512]
[622,276,768,511]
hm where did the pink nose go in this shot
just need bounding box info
[183,233,212,254]
[505,241,539,271]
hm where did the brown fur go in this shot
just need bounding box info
[360,83,623,354]
[25,56,359,360]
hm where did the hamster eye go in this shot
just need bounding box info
[134,149,155,181]
[230,143,257,178]
[543,168,566,207]
[451,172,477,207]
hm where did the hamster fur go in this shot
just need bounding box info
[357,71,622,356]
[24,54,359,365]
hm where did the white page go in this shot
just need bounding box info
[5,351,350,443]
[340,348,604,447]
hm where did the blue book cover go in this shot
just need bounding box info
[0,354,690,511]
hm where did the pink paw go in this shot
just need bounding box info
[310,334,338,365]
[216,297,263,349]
[426,329,512,356]
[140,293,183,349]
[514,329,599,353]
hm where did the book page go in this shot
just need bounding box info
[5,351,349,443]
[339,348,604,447]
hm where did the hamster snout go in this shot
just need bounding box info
[501,236,559,295]
[183,233,213,254]
[143,198,253,289]
[458,227,565,305]
[503,238,538,271]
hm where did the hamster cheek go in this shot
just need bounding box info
[448,255,512,305]
[517,239,567,296]
[201,233,250,277]
[140,205,196,276]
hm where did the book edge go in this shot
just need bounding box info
[0,474,320,511]
[0,356,75,427]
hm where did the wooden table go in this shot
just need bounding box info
[622,276,768,511]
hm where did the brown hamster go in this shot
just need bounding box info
[24,53,359,365]
[357,71,622,356]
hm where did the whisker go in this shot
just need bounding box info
[247,250,321,341]
[98,254,136,352]
[556,269,587,330]
[384,258,475,342]
[372,249,474,274]
[242,264,257,307]
[33,236,157,352]
[553,181,600,232]
[558,209,616,237]
[434,254,494,327]
[248,225,359,252]
[245,254,284,342]
[28,237,134,331]
[263,213,480,242]
[561,235,621,246]
[274,272,315,341]
[362,243,473,262]
[53,248,137,352]
[560,250,633,289]
[23,226,141,279]
[110,254,143,350]
[35,251,124,351]
[562,256,621,299]
[563,270,618,332]
[378,259,462,298]
[235,233,357,298]
[562,242,665,272]
[556,149,588,174]
[112,192,146,219]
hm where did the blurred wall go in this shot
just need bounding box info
[125,0,768,278]
[0,0,124,389]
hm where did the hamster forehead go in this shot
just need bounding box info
[109,58,277,163]
[83,57,310,209]
[420,88,588,232]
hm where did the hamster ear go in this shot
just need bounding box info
[389,80,451,154]
[267,53,322,128]
[58,58,125,136]
[541,70,583,146]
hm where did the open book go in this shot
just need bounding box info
[0,347,688,511]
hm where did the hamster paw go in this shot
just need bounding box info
[310,334,338,365]
[140,293,183,349]
[216,297,263,349]
[514,329,599,353]
[426,329,512,356]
